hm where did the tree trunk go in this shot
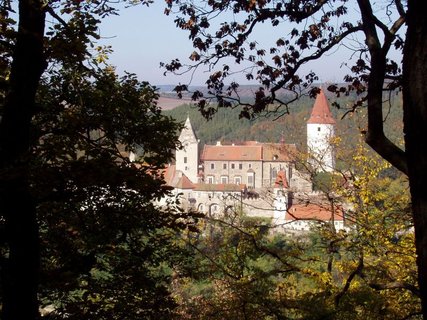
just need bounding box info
[402,0,427,317]
[0,1,46,319]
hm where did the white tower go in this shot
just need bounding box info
[176,116,199,183]
[273,170,289,228]
[307,89,336,172]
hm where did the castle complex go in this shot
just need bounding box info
[160,90,346,232]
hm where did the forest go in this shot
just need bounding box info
[0,0,425,319]
[164,90,403,161]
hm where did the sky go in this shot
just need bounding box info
[100,2,200,85]
[97,1,399,87]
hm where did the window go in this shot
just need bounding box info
[231,163,235,169]
[318,126,321,132]
[210,163,215,170]
[248,163,252,169]
[221,176,228,184]
[207,176,214,184]
[223,163,227,170]
[247,172,254,187]
[234,176,241,185]
[239,163,243,170]
[184,156,187,164]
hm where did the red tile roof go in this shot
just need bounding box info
[286,203,344,221]
[176,175,195,189]
[162,165,176,186]
[201,143,296,162]
[201,145,263,161]
[274,170,289,188]
[262,143,296,162]
[307,89,336,125]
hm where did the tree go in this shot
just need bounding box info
[173,140,421,319]
[0,1,193,319]
[164,0,427,316]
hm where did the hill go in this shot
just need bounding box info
[160,90,404,168]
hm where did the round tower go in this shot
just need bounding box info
[176,116,199,183]
[273,170,289,228]
[306,89,336,172]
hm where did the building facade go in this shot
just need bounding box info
[307,89,336,172]
[176,116,199,183]
[201,141,296,189]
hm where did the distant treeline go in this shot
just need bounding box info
[162,91,403,155]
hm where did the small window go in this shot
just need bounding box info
[272,168,277,179]
[221,176,228,184]
[239,163,243,170]
[184,156,187,164]
[207,176,214,184]
[231,163,235,169]
[210,163,215,170]
[248,163,252,169]
[234,176,241,185]
[223,163,227,170]
[318,127,321,132]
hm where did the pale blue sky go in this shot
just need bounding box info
[100,2,198,85]
[98,1,400,87]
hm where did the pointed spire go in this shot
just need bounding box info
[179,116,198,143]
[307,89,336,124]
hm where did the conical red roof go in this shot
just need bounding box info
[307,89,336,124]
[274,170,289,188]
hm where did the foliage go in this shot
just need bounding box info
[0,1,197,318]
[172,141,421,319]
[31,66,197,319]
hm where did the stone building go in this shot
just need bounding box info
[200,141,297,189]
[159,91,344,233]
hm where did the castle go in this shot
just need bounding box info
[160,90,346,232]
